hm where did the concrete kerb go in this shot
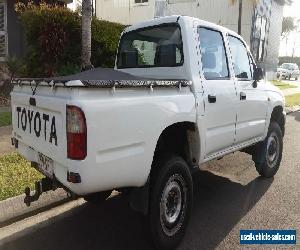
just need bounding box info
[285,106,300,114]
[0,188,73,228]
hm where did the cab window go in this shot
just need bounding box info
[198,27,229,80]
[228,35,252,80]
[117,24,183,68]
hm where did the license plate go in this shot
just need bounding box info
[38,153,54,178]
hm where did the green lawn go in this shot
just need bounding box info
[285,93,300,107]
[0,153,43,201]
[0,111,12,127]
[271,80,297,90]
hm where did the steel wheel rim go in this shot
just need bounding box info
[160,174,187,236]
[266,132,279,168]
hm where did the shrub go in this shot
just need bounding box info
[17,3,125,77]
[18,3,81,77]
[91,18,125,68]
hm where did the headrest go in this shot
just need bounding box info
[121,49,138,67]
[155,44,177,67]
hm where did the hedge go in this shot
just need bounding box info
[18,4,125,77]
[91,19,124,68]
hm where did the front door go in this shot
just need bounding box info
[228,35,268,144]
[198,27,238,157]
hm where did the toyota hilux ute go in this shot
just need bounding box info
[11,16,285,249]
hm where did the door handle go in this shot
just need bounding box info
[240,92,246,100]
[208,94,216,103]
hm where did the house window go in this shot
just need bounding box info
[0,0,7,61]
[253,15,267,62]
[134,0,148,4]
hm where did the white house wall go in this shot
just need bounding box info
[95,0,155,25]
[165,0,254,44]
[95,0,282,77]
[265,1,283,72]
[96,0,255,45]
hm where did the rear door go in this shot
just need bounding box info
[198,27,237,158]
[227,35,268,144]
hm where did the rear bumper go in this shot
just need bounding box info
[15,141,85,194]
[14,140,148,196]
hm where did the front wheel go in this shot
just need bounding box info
[149,155,193,249]
[253,122,283,178]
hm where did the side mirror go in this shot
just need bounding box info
[253,67,264,81]
[252,67,264,88]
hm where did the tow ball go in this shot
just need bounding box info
[24,177,58,206]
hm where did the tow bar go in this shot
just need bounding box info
[24,177,59,206]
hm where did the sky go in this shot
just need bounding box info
[279,1,300,57]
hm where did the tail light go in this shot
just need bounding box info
[66,105,87,160]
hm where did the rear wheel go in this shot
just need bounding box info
[253,122,283,178]
[148,155,193,250]
[83,190,112,204]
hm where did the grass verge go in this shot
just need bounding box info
[285,93,300,107]
[271,80,297,90]
[0,153,42,201]
[0,111,12,127]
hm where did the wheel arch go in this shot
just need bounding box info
[129,121,200,215]
[152,121,200,169]
[270,105,286,136]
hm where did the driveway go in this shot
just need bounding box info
[0,112,299,249]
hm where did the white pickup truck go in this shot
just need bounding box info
[11,16,285,249]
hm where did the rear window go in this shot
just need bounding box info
[117,24,184,68]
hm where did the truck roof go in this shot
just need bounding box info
[125,15,243,41]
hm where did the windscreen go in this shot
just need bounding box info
[282,64,293,70]
[117,24,184,68]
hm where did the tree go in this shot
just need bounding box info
[16,0,67,6]
[281,16,296,38]
[81,0,93,70]
[281,17,297,56]
[230,0,292,36]
[230,0,257,35]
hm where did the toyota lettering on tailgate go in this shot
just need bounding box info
[16,107,58,146]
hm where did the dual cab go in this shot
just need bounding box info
[11,16,285,249]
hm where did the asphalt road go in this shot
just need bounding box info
[0,112,299,250]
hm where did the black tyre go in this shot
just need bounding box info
[295,77,298,81]
[149,155,193,250]
[254,122,283,178]
[83,190,111,204]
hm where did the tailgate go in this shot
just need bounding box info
[11,85,69,165]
